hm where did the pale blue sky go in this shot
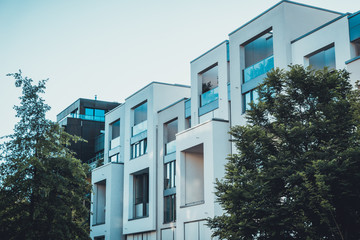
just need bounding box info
[1,0,359,138]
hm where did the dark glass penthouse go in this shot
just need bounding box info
[57,98,120,167]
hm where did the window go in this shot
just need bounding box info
[132,102,148,136]
[353,39,360,57]
[134,171,149,218]
[134,102,147,125]
[243,88,259,113]
[93,180,106,225]
[164,161,176,190]
[165,119,178,155]
[243,29,274,83]
[85,108,94,116]
[94,236,105,240]
[164,160,176,223]
[200,65,219,107]
[110,153,119,163]
[185,117,191,129]
[308,45,335,70]
[131,139,147,159]
[84,108,105,121]
[110,119,120,149]
[70,109,78,117]
[164,194,176,223]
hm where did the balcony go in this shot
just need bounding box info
[165,140,176,155]
[110,136,120,149]
[69,113,105,122]
[86,152,104,170]
[132,120,147,136]
[200,87,219,107]
[243,55,274,83]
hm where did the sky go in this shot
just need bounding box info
[1,0,359,139]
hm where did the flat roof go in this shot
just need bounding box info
[125,81,190,101]
[228,0,343,37]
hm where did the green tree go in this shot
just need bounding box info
[0,71,91,240]
[208,66,360,239]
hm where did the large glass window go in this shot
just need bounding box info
[164,161,176,190]
[134,102,147,125]
[200,65,219,107]
[308,45,335,70]
[134,171,149,218]
[110,153,119,163]
[84,108,105,121]
[110,119,120,149]
[165,119,178,155]
[131,139,147,159]
[243,30,274,83]
[132,102,148,136]
[164,194,176,223]
[243,88,260,113]
[85,108,94,117]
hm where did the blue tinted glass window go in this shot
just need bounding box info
[95,109,105,117]
[85,108,94,116]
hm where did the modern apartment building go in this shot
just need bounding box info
[57,98,120,168]
[90,1,360,240]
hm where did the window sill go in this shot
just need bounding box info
[128,215,149,221]
[130,152,147,160]
[180,200,205,208]
[92,222,105,226]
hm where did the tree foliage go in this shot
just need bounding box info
[0,71,91,240]
[208,65,360,239]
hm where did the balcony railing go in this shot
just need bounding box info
[110,136,120,149]
[243,55,274,83]
[86,152,104,170]
[132,120,147,136]
[69,113,105,122]
[200,86,219,107]
[165,140,176,155]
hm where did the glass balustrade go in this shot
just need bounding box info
[132,120,147,136]
[110,136,120,149]
[67,113,105,122]
[200,87,219,107]
[165,140,176,155]
[243,55,274,83]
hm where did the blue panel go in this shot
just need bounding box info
[241,74,265,94]
[349,13,360,41]
[200,87,219,106]
[350,24,360,42]
[198,99,219,116]
[227,82,231,101]
[185,99,191,118]
[243,55,274,83]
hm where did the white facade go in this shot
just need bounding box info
[91,1,360,240]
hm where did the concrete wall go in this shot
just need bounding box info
[291,16,351,69]
[91,163,124,240]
